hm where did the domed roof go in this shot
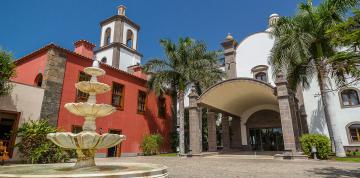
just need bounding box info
[269,13,279,18]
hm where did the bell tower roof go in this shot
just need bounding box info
[100,6,140,31]
[95,5,142,71]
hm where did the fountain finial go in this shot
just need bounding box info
[92,59,100,68]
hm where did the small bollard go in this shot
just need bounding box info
[311,146,318,160]
[187,149,193,158]
[176,146,180,156]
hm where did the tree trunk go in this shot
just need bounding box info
[178,91,185,155]
[318,68,346,157]
[171,90,178,132]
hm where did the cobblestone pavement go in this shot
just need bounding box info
[99,155,360,178]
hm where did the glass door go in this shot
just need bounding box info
[107,129,122,157]
[249,128,284,151]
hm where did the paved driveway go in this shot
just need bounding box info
[100,155,360,178]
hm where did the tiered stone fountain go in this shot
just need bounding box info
[0,60,168,178]
[47,60,124,169]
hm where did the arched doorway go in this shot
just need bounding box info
[191,77,302,154]
[246,110,284,151]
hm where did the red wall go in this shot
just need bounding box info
[57,53,172,154]
[12,52,48,85]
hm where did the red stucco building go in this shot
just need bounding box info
[8,6,173,157]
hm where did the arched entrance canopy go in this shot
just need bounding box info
[198,78,278,117]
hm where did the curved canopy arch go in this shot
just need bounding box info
[198,78,278,117]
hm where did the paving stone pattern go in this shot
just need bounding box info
[99,156,360,178]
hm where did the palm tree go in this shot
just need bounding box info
[269,0,360,157]
[143,37,223,155]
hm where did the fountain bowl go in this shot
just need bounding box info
[0,162,168,178]
[75,81,111,94]
[47,132,126,149]
[84,67,105,77]
[64,103,115,117]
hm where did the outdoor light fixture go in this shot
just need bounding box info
[311,146,318,160]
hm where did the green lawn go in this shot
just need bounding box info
[158,153,178,157]
[347,151,360,156]
[334,157,360,162]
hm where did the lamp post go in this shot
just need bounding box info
[311,146,318,160]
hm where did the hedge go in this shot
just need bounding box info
[300,134,331,159]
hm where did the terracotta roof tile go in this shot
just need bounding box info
[14,43,147,82]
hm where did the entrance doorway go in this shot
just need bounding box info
[249,128,284,151]
[107,129,122,157]
[0,111,20,158]
[246,110,284,151]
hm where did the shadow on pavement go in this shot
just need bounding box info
[308,167,360,178]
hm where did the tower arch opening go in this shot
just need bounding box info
[126,30,134,49]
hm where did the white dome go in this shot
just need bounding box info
[269,13,279,18]
[235,32,275,85]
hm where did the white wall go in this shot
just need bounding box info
[100,22,115,47]
[119,48,141,71]
[234,31,360,148]
[123,23,138,50]
[96,48,114,66]
[0,82,44,160]
[235,32,275,85]
[333,86,360,146]
[300,71,360,147]
[302,78,329,136]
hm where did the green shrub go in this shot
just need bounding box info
[0,49,16,97]
[300,134,331,159]
[16,120,70,163]
[140,134,164,156]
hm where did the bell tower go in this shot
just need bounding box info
[95,5,143,71]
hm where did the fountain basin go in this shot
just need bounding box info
[0,162,168,178]
[64,103,115,117]
[47,132,126,149]
[84,67,105,77]
[75,81,111,94]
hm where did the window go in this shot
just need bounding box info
[34,73,43,87]
[101,57,107,63]
[348,124,360,142]
[111,82,124,109]
[71,125,82,134]
[137,90,146,113]
[341,89,360,107]
[104,28,111,46]
[252,65,268,82]
[76,72,91,102]
[255,72,267,82]
[126,30,133,49]
[158,97,166,117]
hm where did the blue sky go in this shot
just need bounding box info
[0,0,320,63]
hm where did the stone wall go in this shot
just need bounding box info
[40,49,67,126]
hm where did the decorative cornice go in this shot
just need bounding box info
[251,65,269,73]
[221,39,238,49]
[100,15,140,31]
[94,42,143,57]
